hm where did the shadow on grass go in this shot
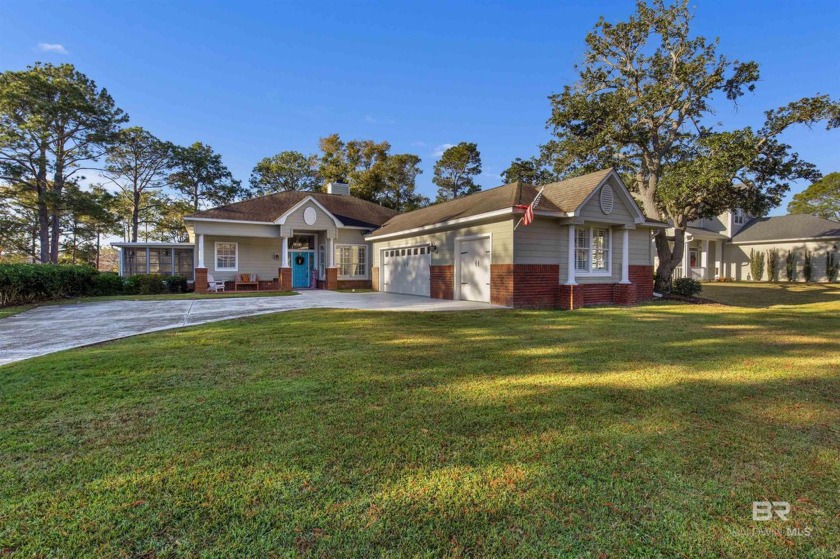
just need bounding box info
[702,282,840,307]
[1,302,838,556]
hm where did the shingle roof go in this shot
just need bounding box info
[732,214,840,243]
[369,169,616,238]
[186,191,398,228]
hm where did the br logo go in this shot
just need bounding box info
[752,501,790,521]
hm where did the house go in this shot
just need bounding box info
[114,169,668,308]
[668,210,840,282]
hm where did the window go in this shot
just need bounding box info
[574,227,611,274]
[733,209,745,225]
[336,245,367,278]
[215,242,238,271]
[148,248,172,275]
[124,248,147,275]
[289,235,315,250]
[318,244,325,279]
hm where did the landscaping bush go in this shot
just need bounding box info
[766,249,780,282]
[164,275,189,294]
[672,277,702,297]
[0,264,97,306]
[803,249,813,282]
[827,252,839,283]
[749,248,765,281]
[135,274,168,295]
[92,272,125,296]
[785,250,796,282]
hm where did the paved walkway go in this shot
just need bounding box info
[0,291,503,366]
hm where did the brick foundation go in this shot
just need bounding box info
[371,267,379,291]
[194,268,208,293]
[337,279,372,290]
[629,265,654,300]
[490,264,513,307]
[557,284,584,310]
[512,264,560,308]
[430,265,453,300]
[279,267,292,291]
[325,267,338,290]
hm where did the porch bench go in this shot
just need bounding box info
[234,273,259,291]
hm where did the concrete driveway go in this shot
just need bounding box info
[0,291,503,366]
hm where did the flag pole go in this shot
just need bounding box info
[513,185,545,231]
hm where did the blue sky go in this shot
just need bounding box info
[1,0,838,214]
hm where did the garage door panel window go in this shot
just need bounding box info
[215,242,238,271]
[337,245,367,278]
[574,228,611,275]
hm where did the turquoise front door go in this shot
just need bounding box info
[291,251,312,288]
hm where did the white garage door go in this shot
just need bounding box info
[382,246,431,297]
[459,237,490,302]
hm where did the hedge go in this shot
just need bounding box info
[0,264,192,307]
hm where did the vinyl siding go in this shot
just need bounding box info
[577,178,638,226]
[201,235,282,282]
[281,200,337,236]
[371,218,514,267]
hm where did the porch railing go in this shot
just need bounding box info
[674,266,706,280]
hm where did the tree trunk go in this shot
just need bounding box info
[131,190,140,242]
[96,230,101,271]
[653,227,687,293]
[50,152,65,264]
[36,146,50,263]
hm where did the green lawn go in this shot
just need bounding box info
[702,281,840,307]
[1,297,837,557]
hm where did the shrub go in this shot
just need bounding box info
[749,249,765,281]
[123,275,142,295]
[136,274,168,295]
[766,249,780,282]
[672,277,702,297]
[0,264,97,306]
[92,272,125,296]
[803,250,812,282]
[785,250,796,282]
[827,252,839,283]
[164,275,189,294]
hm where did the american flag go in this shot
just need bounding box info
[515,187,544,229]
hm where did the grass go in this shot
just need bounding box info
[0,297,838,557]
[0,305,33,319]
[702,281,840,307]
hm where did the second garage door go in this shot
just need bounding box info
[382,246,431,297]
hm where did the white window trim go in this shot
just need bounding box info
[336,243,369,279]
[574,227,613,277]
[214,241,238,271]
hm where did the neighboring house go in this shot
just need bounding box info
[665,211,840,282]
[114,169,667,308]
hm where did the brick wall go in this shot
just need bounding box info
[430,265,453,300]
[557,284,584,310]
[512,264,559,308]
[325,267,338,290]
[629,265,654,300]
[490,264,514,307]
[581,283,615,306]
[337,279,372,290]
[194,268,208,293]
[371,267,379,291]
[279,267,292,291]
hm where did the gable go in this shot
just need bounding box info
[277,197,341,229]
[576,174,643,225]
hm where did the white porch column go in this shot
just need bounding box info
[701,239,709,280]
[620,227,630,284]
[566,224,577,285]
[682,234,691,279]
[197,234,205,268]
[717,240,724,279]
[327,236,335,267]
[280,235,289,267]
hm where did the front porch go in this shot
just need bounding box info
[669,227,729,281]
